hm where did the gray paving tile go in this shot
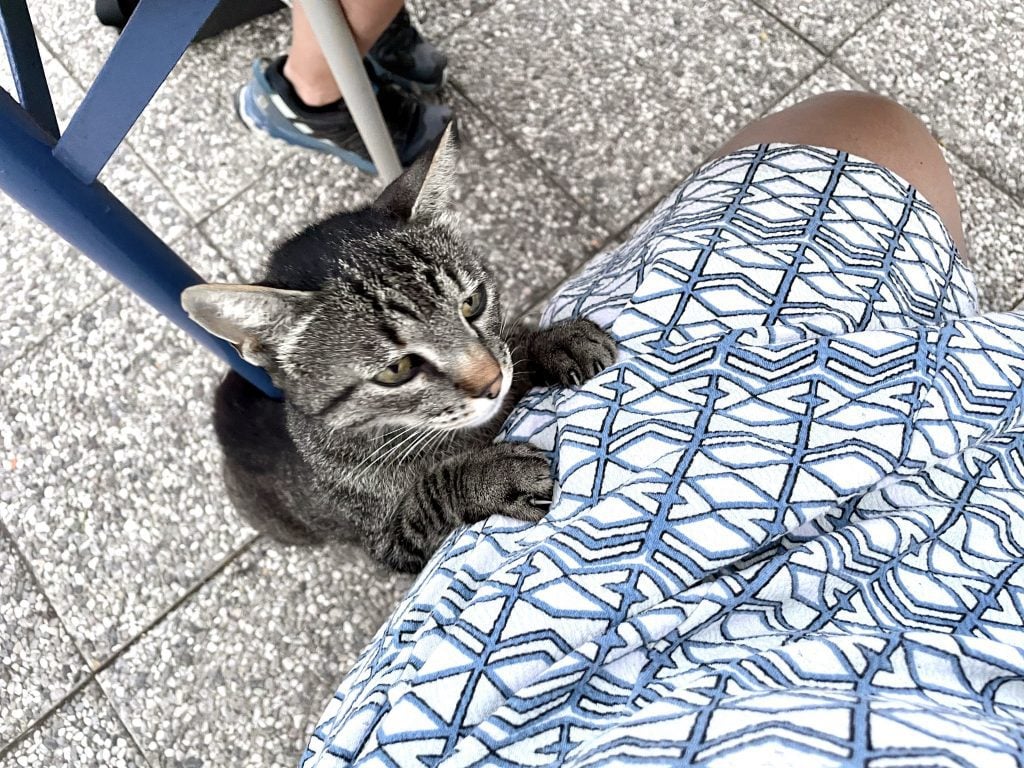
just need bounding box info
[1,51,195,370]
[200,150,379,283]
[447,0,821,230]
[0,193,109,371]
[775,62,860,109]
[0,529,88,746]
[203,99,605,314]
[99,539,410,768]
[448,96,608,312]
[25,0,117,88]
[836,0,1024,198]
[0,683,148,768]
[408,0,497,42]
[752,0,890,52]
[0,232,250,667]
[953,156,1024,313]
[31,1,296,220]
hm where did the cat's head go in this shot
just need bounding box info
[182,126,513,434]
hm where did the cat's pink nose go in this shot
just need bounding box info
[479,373,503,399]
[456,348,503,399]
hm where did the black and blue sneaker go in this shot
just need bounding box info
[235,56,451,173]
[367,8,448,94]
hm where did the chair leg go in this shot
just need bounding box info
[301,0,403,182]
[0,88,281,398]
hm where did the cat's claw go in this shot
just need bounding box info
[467,442,554,523]
[529,319,617,388]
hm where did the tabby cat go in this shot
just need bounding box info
[182,127,616,572]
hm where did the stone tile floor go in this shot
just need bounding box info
[1,0,1022,765]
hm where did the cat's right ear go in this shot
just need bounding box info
[181,284,315,368]
[374,121,458,223]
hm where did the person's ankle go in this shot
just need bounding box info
[282,57,343,108]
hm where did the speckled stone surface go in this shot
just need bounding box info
[0,231,249,668]
[200,149,380,282]
[0,530,88,746]
[99,539,411,768]
[444,95,607,313]
[203,95,606,314]
[752,0,889,52]
[4,0,1024,764]
[37,53,193,245]
[408,0,497,42]
[0,192,109,371]
[0,683,147,768]
[447,0,821,229]
[836,0,1024,198]
[953,156,1024,312]
[776,63,861,109]
[29,0,295,220]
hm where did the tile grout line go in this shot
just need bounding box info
[745,0,831,56]
[0,213,221,380]
[0,519,95,751]
[85,534,263,765]
[0,534,260,763]
[446,79,602,225]
[31,32,204,232]
[803,0,1024,205]
[35,20,290,241]
[830,56,1024,207]
[427,0,504,46]
[92,678,158,768]
[0,670,95,763]
[0,285,117,377]
[89,534,263,678]
[445,0,834,241]
[585,57,831,270]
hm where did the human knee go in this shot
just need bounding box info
[797,90,931,145]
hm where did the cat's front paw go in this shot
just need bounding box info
[466,442,553,523]
[529,319,617,387]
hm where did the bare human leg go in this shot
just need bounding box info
[283,0,405,107]
[713,91,967,257]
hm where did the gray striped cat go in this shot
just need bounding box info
[182,127,615,572]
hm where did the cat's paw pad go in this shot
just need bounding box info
[530,319,617,387]
[476,442,553,523]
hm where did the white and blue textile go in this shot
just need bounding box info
[303,144,1024,767]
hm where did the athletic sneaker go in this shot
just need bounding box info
[235,56,451,173]
[367,9,448,94]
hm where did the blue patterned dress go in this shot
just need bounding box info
[302,145,1024,767]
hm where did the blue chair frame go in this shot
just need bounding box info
[0,0,281,398]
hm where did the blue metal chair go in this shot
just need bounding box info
[0,0,401,399]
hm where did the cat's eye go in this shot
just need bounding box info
[461,287,487,320]
[373,355,421,386]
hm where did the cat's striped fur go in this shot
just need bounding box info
[183,128,615,572]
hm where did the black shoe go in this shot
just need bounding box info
[367,9,448,94]
[236,56,451,172]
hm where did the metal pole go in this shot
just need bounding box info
[300,0,402,183]
[0,88,281,398]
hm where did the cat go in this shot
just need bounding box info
[181,126,616,573]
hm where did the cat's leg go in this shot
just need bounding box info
[375,442,553,572]
[510,320,618,388]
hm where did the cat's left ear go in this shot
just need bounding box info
[374,121,458,223]
[181,284,315,369]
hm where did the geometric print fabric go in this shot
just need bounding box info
[302,145,1024,767]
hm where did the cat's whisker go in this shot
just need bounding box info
[349,423,424,481]
[356,424,417,467]
[394,428,437,467]
[374,424,432,469]
[351,431,424,486]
